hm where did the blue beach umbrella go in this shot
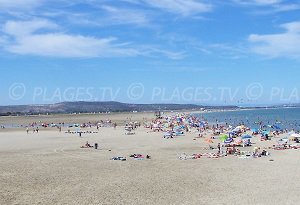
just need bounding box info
[224,137,234,144]
[242,134,252,139]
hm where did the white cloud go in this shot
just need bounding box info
[233,0,281,5]
[272,4,300,12]
[0,0,41,10]
[141,46,186,59]
[0,35,7,45]
[249,22,300,59]
[7,34,141,58]
[233,0,300,14]
[252,0,281,5]
[3,19,58,37]
[1,19,184,59]
[100,5,149,25]
[2,19,140,58]
[125,0,212,16]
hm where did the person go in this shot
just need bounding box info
[81,141,93,148]
[217,143,221,154]
[265,134,269,140]
[253,147,259,157]
[36,127,39,133]
[26,127,29,134]
[247,139,251,146]
[232,144,237,154]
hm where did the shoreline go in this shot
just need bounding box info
[0,109,299,205]
[1,107,299,130]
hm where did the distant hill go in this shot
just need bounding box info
[0,101,239,116]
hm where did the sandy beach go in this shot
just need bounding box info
[0,112,300,205]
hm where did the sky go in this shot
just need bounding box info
[0,0,300,106]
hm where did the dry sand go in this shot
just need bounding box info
[0,113,300,205]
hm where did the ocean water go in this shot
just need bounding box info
[194,108,300,131]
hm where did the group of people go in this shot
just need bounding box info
[26,127,39,134]
[81,141,98,149]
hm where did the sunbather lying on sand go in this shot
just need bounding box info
[111,156,126,161]
[80,141,94,148]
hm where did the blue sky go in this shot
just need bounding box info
[0,0,300,106]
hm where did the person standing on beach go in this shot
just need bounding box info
[217,143,221,154]
[26,127,29,134]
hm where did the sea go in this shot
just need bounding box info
[1,107,300,131]
[194,107,300,131]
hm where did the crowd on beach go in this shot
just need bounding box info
[2,112,299,162]
[77,112,299,162]
[142,113,300,160]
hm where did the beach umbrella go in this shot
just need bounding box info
[228,132,235,137]
[273,125,281,130]
[290,133,300,138]
[251,128,259,133]
[219,135,228,142]
[224,137,234,144]
[278,137,289,144]
[174,126,181,130]
[232,127,240,132]
[242,134,252,139]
